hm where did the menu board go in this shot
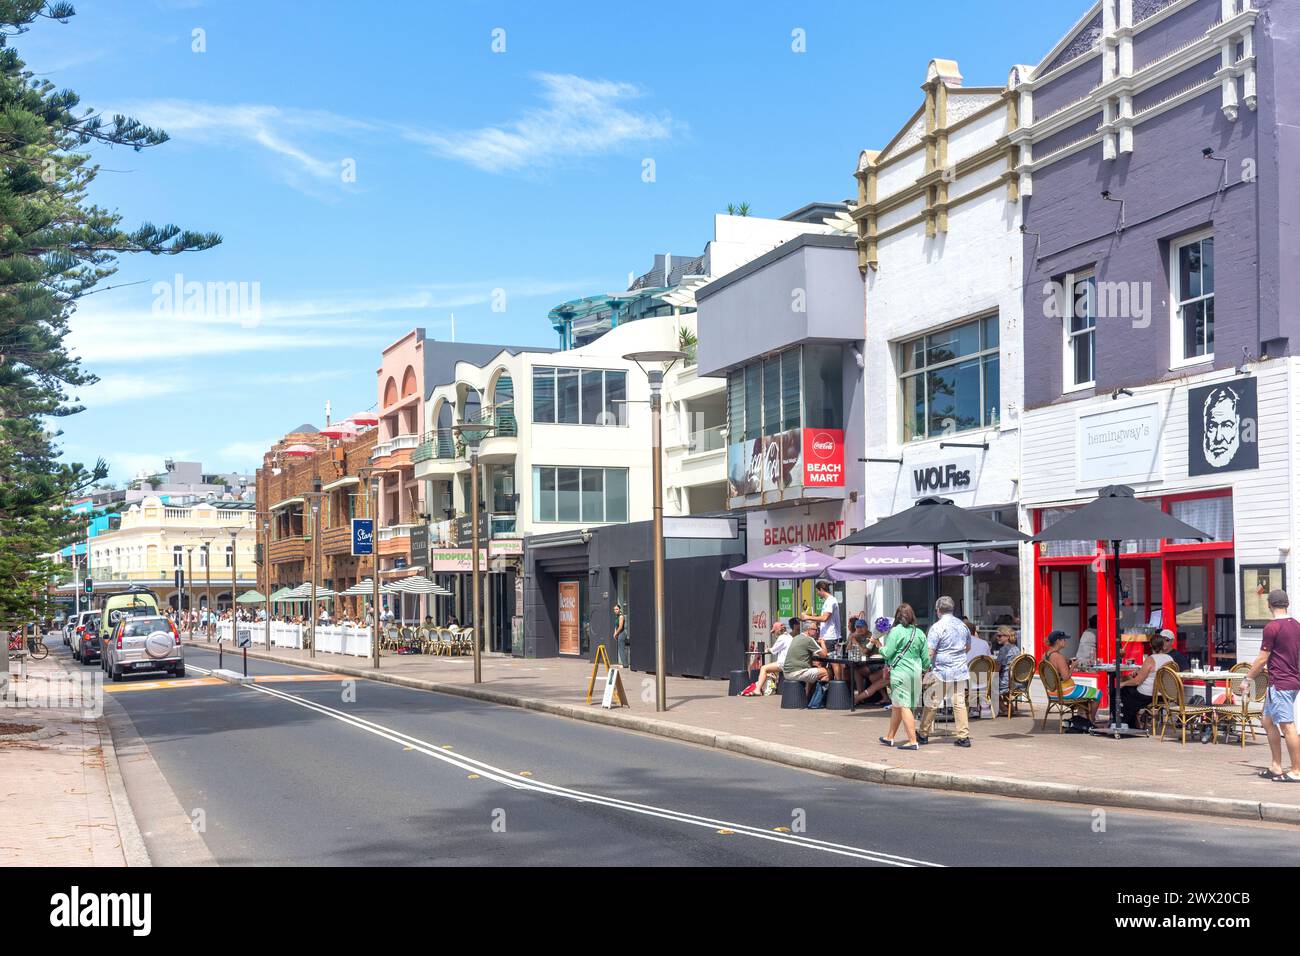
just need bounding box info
[1241,564,1286,629]
[558,581,581,655]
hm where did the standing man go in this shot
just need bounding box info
[1242,589,1300,782]
[801,580,843,680]
[919,595,972,747]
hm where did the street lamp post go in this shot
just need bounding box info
[623,350,686,713]
[357,466,403,670]
[201,538,214,642]
[453,420,495,684]
[185,546,195,636]
[261,516,271,650]
[227,528,239,642]
[303,490,323,659]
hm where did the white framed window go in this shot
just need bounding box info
[1061,270,1096,391]
[898,314,1000,441]
[225,545,234,569]
[172,545,184,568]
[1171,231,1214,367]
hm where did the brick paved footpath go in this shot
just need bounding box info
[1,648,127,866]
[188,635,1298,820]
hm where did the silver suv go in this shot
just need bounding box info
[102,615,185,681]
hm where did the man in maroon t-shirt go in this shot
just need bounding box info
[1243,589,1300,781]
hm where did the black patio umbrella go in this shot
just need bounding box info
[1033,485,1209,737]
[837,496,1029,612]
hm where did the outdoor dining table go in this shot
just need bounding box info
[1179,669,1238,705]
[813,653,879,712]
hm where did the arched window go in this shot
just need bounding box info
[383,376,398,408]
[400,366,417,398]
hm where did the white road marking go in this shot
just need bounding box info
[238,679,942,866]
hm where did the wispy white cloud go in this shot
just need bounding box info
[72,374,187,407]
[217,438,277,465]
[120,73,676,190]
[405,73,676,173]
[67,277,591,363]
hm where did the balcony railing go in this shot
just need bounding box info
[377,523,416,541]
[413,427,456,463]
[687,423,727,454]
[372,433,420,461]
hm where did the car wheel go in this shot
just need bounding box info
[172,664,186,678]
[110,663,123,682]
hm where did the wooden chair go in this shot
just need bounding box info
[967,655,997,718]
[1037,660,1094,733]
[1155,667,1216,744]
[1002,653,1036,719]
[1213,664,1267,748]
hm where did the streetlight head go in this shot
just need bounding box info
[453,420,495,449]
[623,350,688,365]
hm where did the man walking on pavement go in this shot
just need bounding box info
[919,595,972,747]
[1243,589,1300,782]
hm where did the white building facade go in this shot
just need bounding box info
[854,59,1028,632]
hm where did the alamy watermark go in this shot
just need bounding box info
[1042,277,1152,329]
[152,273,262,329]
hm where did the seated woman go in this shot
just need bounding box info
[743,622,793,697]
[1042,631,1101,724]
[1118,632,1173,728]
[851,618,890,706]
[992,625,1020,705]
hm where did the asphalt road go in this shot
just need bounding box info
[64,635,1300,866]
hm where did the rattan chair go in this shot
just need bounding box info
[1003,653,1036,719]
[1213,664,1267,747]
[1155,667,1216,744]
[1037,659,1094,733]
[968,654,997,717]
[456,628,475,656]
[1136,661,1179,732]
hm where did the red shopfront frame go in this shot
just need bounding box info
[1032,488,1234,673]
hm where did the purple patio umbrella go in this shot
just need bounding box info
[721,545,837,581]
[964,549,1019,572]
[827,546,969,581]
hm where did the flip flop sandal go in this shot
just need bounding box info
[878,736,894,747]
[1275,773,1300,783]
[1259,768,1287,780]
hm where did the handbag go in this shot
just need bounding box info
[806,681,828,709]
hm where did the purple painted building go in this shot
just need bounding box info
[1016,0,1295,401]
[1015,0,1300,666]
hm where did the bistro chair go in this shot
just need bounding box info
[967,655,997,718]
[1155,667,1216,744]
[1137,662,1178,733]
[1213,665,1267,748]
[1003,653,1036,719]
[457,628,475,656]
[1037,660,1094,733]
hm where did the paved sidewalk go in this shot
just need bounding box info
[188,637,1300,823]
[1,647,141,866]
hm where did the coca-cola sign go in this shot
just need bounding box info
[802,428,844,487]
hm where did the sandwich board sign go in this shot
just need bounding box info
[600,667,628,709]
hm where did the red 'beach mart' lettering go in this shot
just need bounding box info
[802,428,845,487]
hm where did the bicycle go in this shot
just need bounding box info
[6,630,48,660]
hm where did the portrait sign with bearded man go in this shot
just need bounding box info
[1188,377,1258,476]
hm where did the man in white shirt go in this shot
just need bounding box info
[920,595,972,746]
[1075,615,1099,668]
[801,580,843,679]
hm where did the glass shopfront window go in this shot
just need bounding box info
[533,466,629,524]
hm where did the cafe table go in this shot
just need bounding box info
[813,653,878,712]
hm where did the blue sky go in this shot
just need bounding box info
[23,0,1088,483]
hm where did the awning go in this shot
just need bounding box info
[236,590,266,604]
[270,496,305,511]
[321,476,360,492]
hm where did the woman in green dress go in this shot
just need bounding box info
[878,603,931,750]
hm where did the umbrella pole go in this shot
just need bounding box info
[1111,539,1122,729]
[932,544,940,618]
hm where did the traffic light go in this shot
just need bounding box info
[84,577,93,595]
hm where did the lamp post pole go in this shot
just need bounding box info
[304,493,322,659]
[261,517,271,649]
[228,529,239,641]
[623,349,686,713]
[202,539,213,642]
[453,422,495,685]
[185,546,195,637]
[371,477,382,669]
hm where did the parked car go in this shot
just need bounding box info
[82,587,160,666]
[102,614,183,681]
[70,610,100,661]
